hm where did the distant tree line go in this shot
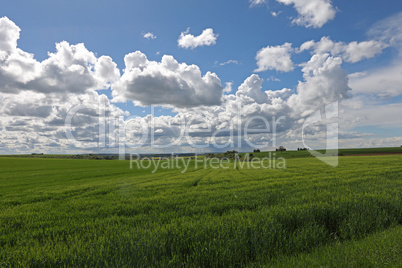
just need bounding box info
[276,146,286,152]
[297,148,309,151]
[206,150,239,160]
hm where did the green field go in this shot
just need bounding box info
[246,146,402,159]
[0,155,401,266]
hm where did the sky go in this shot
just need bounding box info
[1,0,402,154]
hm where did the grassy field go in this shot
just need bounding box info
[268,225,402,267]
[247,146,402,159]
[0,154,401,266]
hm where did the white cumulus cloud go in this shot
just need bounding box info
[0,17,126,153]
[0,40,120,95]
[0,17,20,52]
[255,42,294,72]
[299,36,388,63]
[276,0,336,28]
[143,32,157,39]
[178,28,218,49]
[112,51,224,108]
[288,53,351,116]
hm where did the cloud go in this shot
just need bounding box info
[347,13,402,98]
[171,53,350,147]
[236,74,271,104]
[0,17,231,153]
[249,0,268,7]
[299,36,388,63]
[255,42,294,72]
[141,74,294,149]
[1,16,356,152]
[267,75,281,82]
[2,92,52,118]
[0,38,120,94]
[343,41,387,63]
[343,101,402,129]
[288,53,351,116]
[218,59,239,66]
[349,62,402,98]
[38,42,120,93]
[223,82,233,93]
[174,52,350,147]
[111,51,224,108]
[95,55,121,84]
[178,28,218,49]
[0,87,126,153]
[333,12,402,148]
[369,11,402,54]
[143,32,157,40]
[340,136,402,149]
[347,72,367,79]
[276,0,336,28]
[0,48,41,91]
[118,53,353,151]
[0,17,20,52]
[0,17,126,153]
[271,11,282,17]
[3,16,400,153]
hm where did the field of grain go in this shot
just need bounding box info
[0,154,401,266]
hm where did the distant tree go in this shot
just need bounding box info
[246,153,254,161]
[278,146,286,152]
[253,149,261,153]
[223,150,239,160]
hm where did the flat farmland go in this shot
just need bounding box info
[0,155,401,267]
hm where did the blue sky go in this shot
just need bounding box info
[6,0,399,83]
[1,0,402,153]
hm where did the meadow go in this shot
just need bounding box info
[246,146,402,159]
[0,153,401,267]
